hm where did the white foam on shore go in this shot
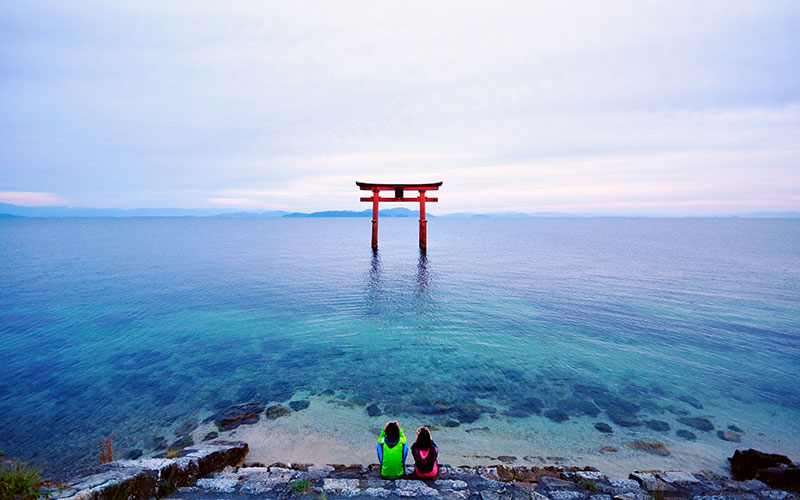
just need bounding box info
[183,394,800,477]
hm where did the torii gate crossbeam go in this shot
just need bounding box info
[356,181,443,249]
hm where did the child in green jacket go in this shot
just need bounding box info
[376,420,408,479]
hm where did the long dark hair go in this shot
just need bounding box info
[415,427,432,451]
[384,421,400,442]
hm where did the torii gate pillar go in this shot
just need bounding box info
[357,182,443,249]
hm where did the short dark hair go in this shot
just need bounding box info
[385,421,399,442]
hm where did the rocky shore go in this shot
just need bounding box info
[46,441,799,500]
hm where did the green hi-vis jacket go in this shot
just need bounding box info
[378,426,408,479]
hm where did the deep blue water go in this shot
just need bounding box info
[1,217,799,475]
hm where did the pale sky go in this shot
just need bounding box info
[1,1,799,214]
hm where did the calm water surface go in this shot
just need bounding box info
[1,218,799,475]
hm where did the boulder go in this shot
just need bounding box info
[676,430,696,441]
[729,449,792,481]
[757,464,800,493]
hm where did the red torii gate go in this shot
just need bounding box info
[357,181,443,249]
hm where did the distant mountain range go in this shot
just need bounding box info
[1,203,799,219]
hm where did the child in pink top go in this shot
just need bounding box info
[411,427,438,478]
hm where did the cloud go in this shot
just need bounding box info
[1,2,799,213]
[0,191,63,206]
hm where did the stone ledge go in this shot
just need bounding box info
[45,441,247,500]
[171,463,799,500]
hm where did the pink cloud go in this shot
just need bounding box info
[0,191,63,207]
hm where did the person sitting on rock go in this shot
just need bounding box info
[411,426,438,479]
[377,420,408,479]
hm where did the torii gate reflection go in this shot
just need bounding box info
[356,181,443,249]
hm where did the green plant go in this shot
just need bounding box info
[105,482,132,500]
[156,483,177,499]
[290,479,310,494]
[164,450,180,459]
[319,491,327,500]
[580,479,597,492]
[650,490,664,500]
[0,451,47,500]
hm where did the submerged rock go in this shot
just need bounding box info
[676,429,697,441]
[150,436,168,451]
[453,405,488,424]
[497,456,517,464]
[562,398,601,417]
[366,403,382,417]
[544,409,569,423]
[729,449,792,480]
[510,396,544,416]
[594,422,613,433]
[631,440,670,456]
[665,405,690,416]
[728,424,744,433]
[607,411,641,428]
[644,420,670,432]
[444,419,460,427]
[677,416,714,431]
[718,430,742,442]
[215,402,266,431]
[175,418,198,437]
[677,394,704,409]
[203,432,219,442]
[265,404,291,420]
[289,400,310,411]
[125,449,143,460]
[170,435,194,451]
[598,447,618,453]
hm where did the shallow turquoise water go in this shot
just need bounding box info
[1,217,799,475]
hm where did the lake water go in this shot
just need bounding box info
[1,217,799,477]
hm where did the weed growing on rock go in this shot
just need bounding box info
[156,483,176,499]
[0,451,46,500]
[581,479,597,492]
[165,450,180,459]
[290,478,310,494]
[100,433,115,464]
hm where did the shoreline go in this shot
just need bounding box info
[156,395,799,479]
[46,441,800,500]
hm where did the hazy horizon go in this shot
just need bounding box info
[2,2,799,215]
